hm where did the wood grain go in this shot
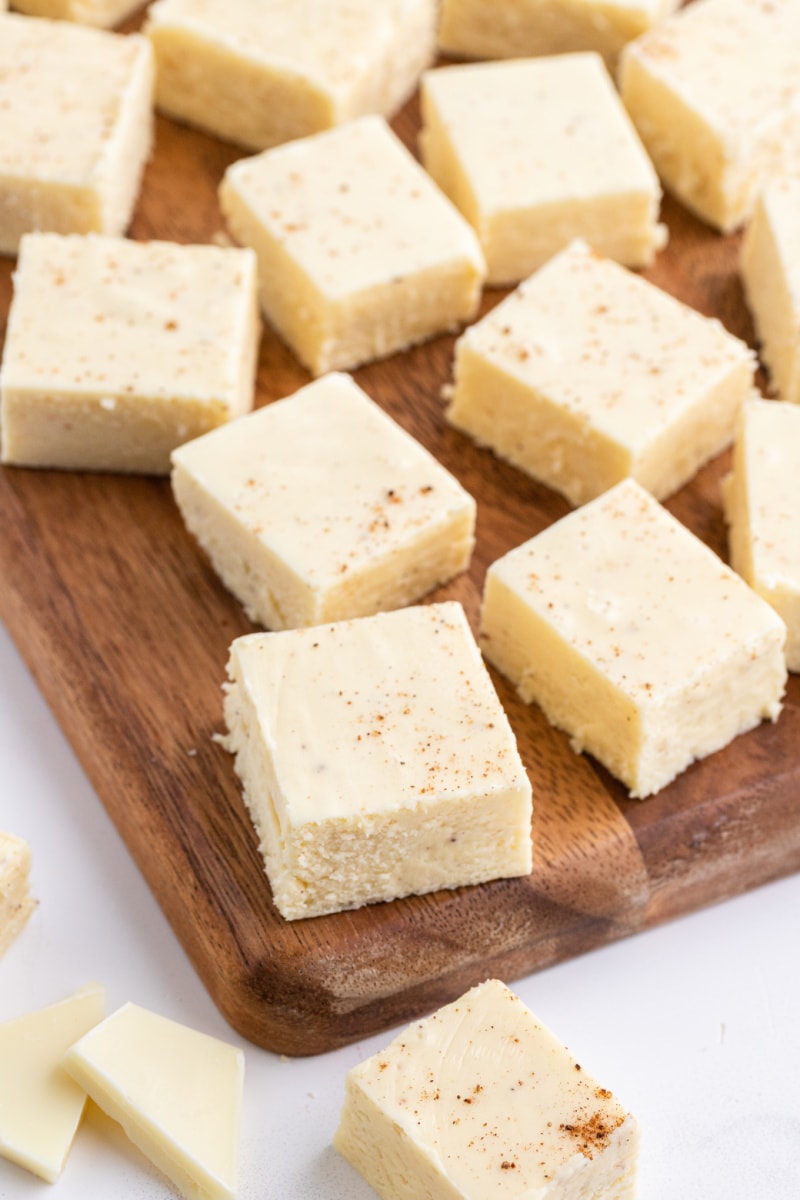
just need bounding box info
[1,38,799,1055]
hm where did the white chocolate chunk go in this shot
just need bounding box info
[63,1003,244,1200]
[419,54,665,286]
[172,373,476,629]
[9,0,145,26]
[0,14,153,255]
[0,233,260,475]
[335,978,640,1200]
[0,984,105,1183]
[481,479,787,799]
[447,239,755,506]
[222,602,532,920]
[619,0,800,233]
[723,399,800,672]
[0,831,35,959]
[145,0,437,151]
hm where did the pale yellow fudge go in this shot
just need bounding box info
[172,373,476,629]
[221,602,533,920]
[0,233,260,475]
[741,180,800,405]
[220,115,485,375]
[419,54,665,286]
[9,0,144,26]
[437,0,680,71]
[0,831,35,959]
[145,0,437,151]
[723,399,800,672]
[0,14,153,256]
[447,240,755,506]
[335,978,640,1200]
[0,984,105,1183]
[63,1003,244,1200]
[481,479,787,799]
[619,0,800,234]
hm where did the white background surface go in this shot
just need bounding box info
[1,617,799,1200]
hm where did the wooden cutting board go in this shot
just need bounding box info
[1,43,798,1057]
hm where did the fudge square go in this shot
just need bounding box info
[741,179,800,405]
[0,14,153,256]
[447,240,755,507]
[171,372,476,629]
[480,479,787,799]
[419,54,665,287]
[724,399,800,673]
[10,0,144,26]
[219,115,485,375]
[144,0,437,152]
[619,0,800,234]
[335,979,640,1200]
[0,832,36,960]
[222,603,533,920]
[0,233,260,475]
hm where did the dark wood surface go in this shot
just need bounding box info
[1,38,798,1056]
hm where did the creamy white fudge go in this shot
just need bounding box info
[220,115,485,375]
[481,479,787,799]
[63,1002,244,1200]
[0,14,153,256]
[0,831,35,959]
[419,54,665,286]
[9,0,144,25]
[145,0,437,151]
[447,240,755,506]
[0,233,260,475]
[437,0,680,70]
[620,0,800,234]
[723,399,800,672]
[335,978,640,1200]
[741,180,800,405]
[222,602,533,921]
[172,373,476,629]
[0,984,105,1183]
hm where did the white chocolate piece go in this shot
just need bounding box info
[144,0,437,151]
[172,373,476,630]
[447,240,755,506]
[0,233,260,475]
[63,1002,244,1200]
[481,479,787,799]
[221,602,532,921]
[723,399,800,672]
[437,0,680,71]
[335,978,640,1200]
[9,0,144,26]
[0,14,153,256]
[741,180,800,405]
[0,831,35,959]
[419,54,665,286]
[0,984,105,1183]
[619,0,800,234]
[220,115,485,375]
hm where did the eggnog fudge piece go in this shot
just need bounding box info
[335,978,640,1200]
[741,180,800,405]
[447,240,755,506]
[437,0,680,70]
[723,399,800,672]
[0,233,260,474]
[172,374,476,629]
[9,0,144,25]
[0,832,35,959]
[419,54,665,286]
[0,14,153,255]
[620,0,800,234]
[220,115,485,374]
[222,603,532,920]
[63,1003,244,1200]
[144,0,436,151]
[0,984,105,1183]
[481,479,787,799]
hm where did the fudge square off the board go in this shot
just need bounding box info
[481,479,787,799]
[221,603,532,921]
